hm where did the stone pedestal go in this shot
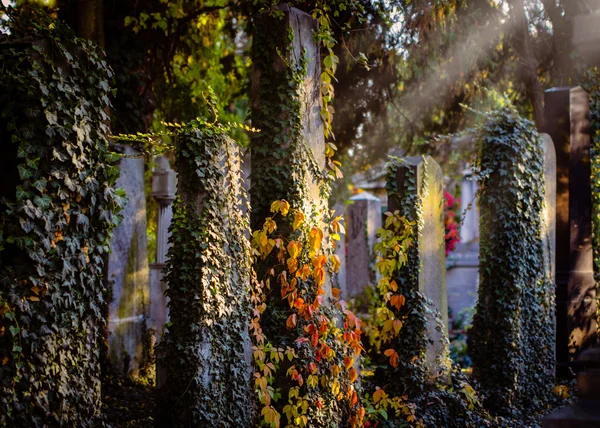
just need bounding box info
[543,87,596,370]
[544,347,600,427]
[388,156,449,375]
[346,192,381,299]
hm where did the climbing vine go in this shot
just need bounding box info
[470,106,554,418]
[0,5,125,426]
[585,68,600,336]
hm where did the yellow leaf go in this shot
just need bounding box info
[293,210,305,230]
[287,241,301,260]
[280,200,290,216]
[373,387,388,403]
[330,254,341,273]
[308,227,323,255]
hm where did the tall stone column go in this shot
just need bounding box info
[149,156,176,340]
[346,192,382,300]
[543,87,596,371]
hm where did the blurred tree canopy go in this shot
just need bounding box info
[3,0,599,175]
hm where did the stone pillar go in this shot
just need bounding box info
[149,156,176,340]
[460,172,480,243]
[388,156,449,374]
[250,4,327,233]
[543,87,596,370]
[107,146,150,377]
[346,192,381,300]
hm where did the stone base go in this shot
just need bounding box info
[544,401,600,427]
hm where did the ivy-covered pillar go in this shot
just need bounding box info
[249,5,362,427]
[471,108,555,416]
[156,130,252,427]
[0,8,124,426]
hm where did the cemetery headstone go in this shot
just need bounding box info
[107,146,150,377]
[346,192,381,300]
[543,87,596,371]
[388,156,449,376]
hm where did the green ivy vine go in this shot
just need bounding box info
[585,68,600,337]
[470,106,554,419]
[0,5,125,426]
[152,123,254,426]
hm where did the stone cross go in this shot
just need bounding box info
[106,146,150,377]
[345,192,381,300]
[543,87,596,372]
[388,156,449,377]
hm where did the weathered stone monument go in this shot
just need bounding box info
[107,146,150,377]
[542,133,557,284]
[388,156,449,375]
[149,156,176,340]
[333,202,347,296]
[156,134,253,426]
[346,192,382,300]
[543,87,596,371]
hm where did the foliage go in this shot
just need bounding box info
[355,157,493,427]
[0,4,125,426]
[470,106,554,418]
[444,190,460,255]
[154,122,254,426]
[250,201,364,427]
[585,67,600,339]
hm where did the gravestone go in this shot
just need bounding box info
[543,87,596,371]
[250,4,327,230]
[388,156,449,375]
[107,146,150,377]
[346,192,381,299]
[149,156,176,340]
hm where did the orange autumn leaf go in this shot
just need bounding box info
[293,298,305,309]
[349,368,358,383]
[287,258,298,274]
[307,361,317,374]
[389,280,398,292]
[384,348,399,367]
[344,356,354,370]
[312,255,327,268]
[296,264,311,281]
[373,387,388,403]
[332,287,341,299]
[390,294,406,310]
[286,314,297,329]
[313,267,325,286]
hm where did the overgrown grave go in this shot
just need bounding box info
[248,5,364,427]
[471,107,556,418]
[0,6,125,426]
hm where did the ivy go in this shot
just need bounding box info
[0,5,124,426]
[153,126,253,426]
[585,68,600,338]
[470,106,554,419]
